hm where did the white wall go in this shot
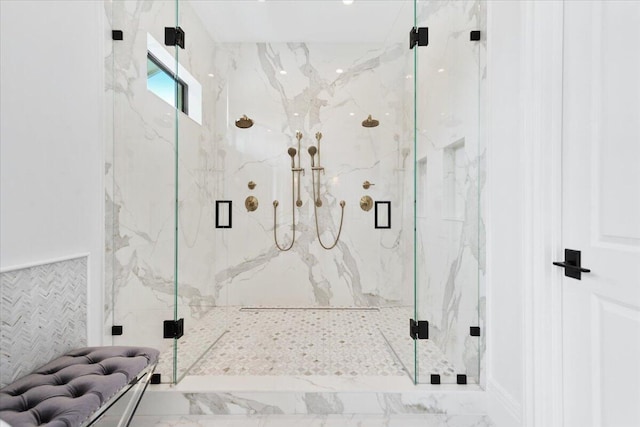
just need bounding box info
[486,0,525,425]
[0,0,105,345]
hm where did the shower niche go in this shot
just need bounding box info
[106,0,485,386]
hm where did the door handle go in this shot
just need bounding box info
[553,249,590,280]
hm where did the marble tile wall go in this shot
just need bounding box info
[207,41,414,308]
[0,257,87,387]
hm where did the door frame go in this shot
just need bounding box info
[519,1,565,426]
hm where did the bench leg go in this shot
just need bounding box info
[116,369,153,427]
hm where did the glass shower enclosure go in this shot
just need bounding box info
[106,0,485,385]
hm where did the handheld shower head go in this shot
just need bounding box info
[288,147,297,168]
[308,146,317,167]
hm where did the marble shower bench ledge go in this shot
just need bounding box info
[125,375,488,418]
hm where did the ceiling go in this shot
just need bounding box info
[188,0,414,43]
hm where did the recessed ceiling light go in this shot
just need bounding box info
[207,73,214,77]
[336,68,344,74]
[385,112,390,116]
[293,112,299,117]
[343,0,354,4]
[349,112,355,116]
[438,68,445,73]
[279,70,287,75]
[405,74,412,79]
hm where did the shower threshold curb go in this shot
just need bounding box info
[126,376,487,417]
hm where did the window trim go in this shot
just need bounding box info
[146,33,202,125]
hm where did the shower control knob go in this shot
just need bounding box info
[273,200,279,208]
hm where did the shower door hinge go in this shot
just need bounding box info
[410,27,429,49]
[410,319,429,340]
[165,27,185,49]
[163,318,184,339]
[112,30,123,41]
[111,325,123,336]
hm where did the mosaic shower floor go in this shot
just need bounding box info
[157,307,458,382]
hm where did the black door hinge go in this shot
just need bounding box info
[111,325,123,336]
[410,27,429,49]
[410,319,429,339]
[470,30,481,41]
[163,318,184,339]
[165,27,185,49]
[112,30,123,41]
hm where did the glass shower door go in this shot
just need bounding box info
[171,0,417,382]
[107,0,181,383]
[413,0,486,384]
[173,0,231,382]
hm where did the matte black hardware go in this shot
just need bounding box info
[111,325,123,336]
[163,318,184,339]
[150,373,161,384]
[112,30,123,41]
[470,30,481,41]
[553,249,591,280]
[457,374,467,385]
[215,200,232,228]
[470,326,481,337]
[375,201,391,229]
[164,27,185,49]
[410,319,429,340]
[430,374,441,384]
[410,27,429,49]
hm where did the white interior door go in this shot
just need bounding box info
[561,1,640,426]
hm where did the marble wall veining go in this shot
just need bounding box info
[208,41,414,309]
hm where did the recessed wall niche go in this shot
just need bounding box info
[442,138,466,221]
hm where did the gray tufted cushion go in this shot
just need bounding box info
[0,346,159,427]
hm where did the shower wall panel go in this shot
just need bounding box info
[105,0,224,380]
[209,42,413,308]
[414,0,486,383]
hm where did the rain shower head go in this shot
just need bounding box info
[362,115,379,128]
[235,115,254,128]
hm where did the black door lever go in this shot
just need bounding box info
[553,249,591,280]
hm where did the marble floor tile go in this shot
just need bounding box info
[156,307,463,383]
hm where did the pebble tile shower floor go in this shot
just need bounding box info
[157,308,458,380]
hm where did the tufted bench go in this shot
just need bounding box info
[0,346,159,427]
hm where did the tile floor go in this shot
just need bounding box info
[157,307,459,382]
